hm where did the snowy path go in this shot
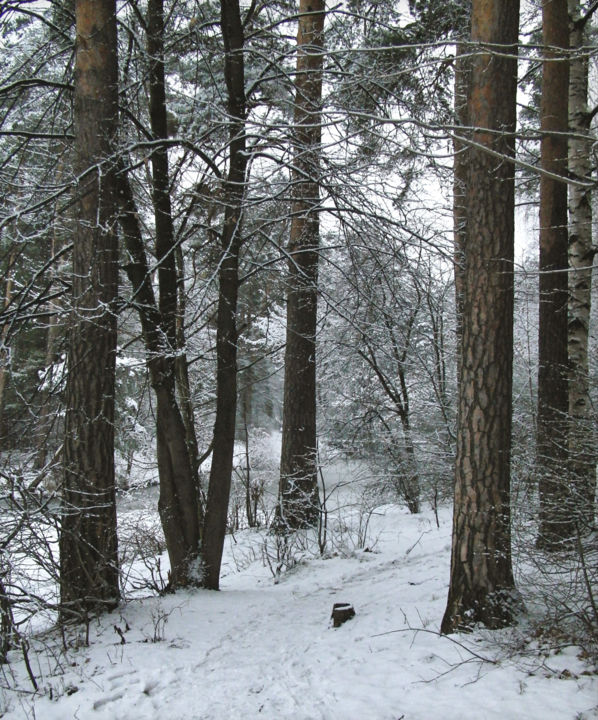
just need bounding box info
[2,506,597,719]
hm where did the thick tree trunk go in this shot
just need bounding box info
[453,28,469,378]
[201,0,248,590]
[60,0,120,616]
[441,0,520,634]
[537,0,572,549]
[567,0,595,532]
[278,0,325,530]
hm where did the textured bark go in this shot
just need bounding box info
[537,0,572,549]
[441,0,520,634]
[201,0,248,590]
[60,0,120,616]
[567,0,596,531]
[453,25,470,379]
[278,0,325,530]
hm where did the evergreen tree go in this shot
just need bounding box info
[60,0,120,616]
[442,0,520,633]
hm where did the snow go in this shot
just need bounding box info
[1,501,597,719]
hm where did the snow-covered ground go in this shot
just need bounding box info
[1,484,596,719]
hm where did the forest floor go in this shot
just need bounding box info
[1,463,597,719]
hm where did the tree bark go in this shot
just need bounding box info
[441,0,520,634]
[201,0,248,590]
[453,21,470,382]
[537,0,572,549]
[278,0,325,530]
[567,0,595,532]
[60,0,120,616]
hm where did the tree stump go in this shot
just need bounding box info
[331,602,355,628]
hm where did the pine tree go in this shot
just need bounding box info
[442,0,520,633]
[278,0,326,530]
[536,0,572,549]
[567,0,596,532]
[60,0,120,616]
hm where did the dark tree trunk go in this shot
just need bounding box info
[60,0,120,617]
[175,244,203,516]
[278,0,325,530]
[0,248,17,445]
[441,0,520,634]
[201,0,248,590]
[567,0,596,532]
[117,171,201,588]
[144,0,202,584]
[453,22,470,379]
[147,0,177,350]
[536,0,573,549]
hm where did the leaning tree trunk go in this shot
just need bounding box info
[117,170,200,588]
[537,0,572,550]
[568,0,595,532]
[201,0,248,590]
[175,244,203,513]
[144,0,202,585]
[278,0,325,531]
[441,0,520,634]
[60,0,120,617]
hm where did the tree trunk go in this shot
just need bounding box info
[453,21,470,381]
[398,419,420,515]
[441,0,520,634]
[567,0,595,532]
[278,0,325,530]
[537,0,572,550]
[175,244,203,518]
[60,0,120,617]
[35,223,66,471]
[117,171,201,588]
[201,0,248,590]
[0,247,17,445]
[144,0,203,585]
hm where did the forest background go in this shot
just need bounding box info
[0,0,596,708]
